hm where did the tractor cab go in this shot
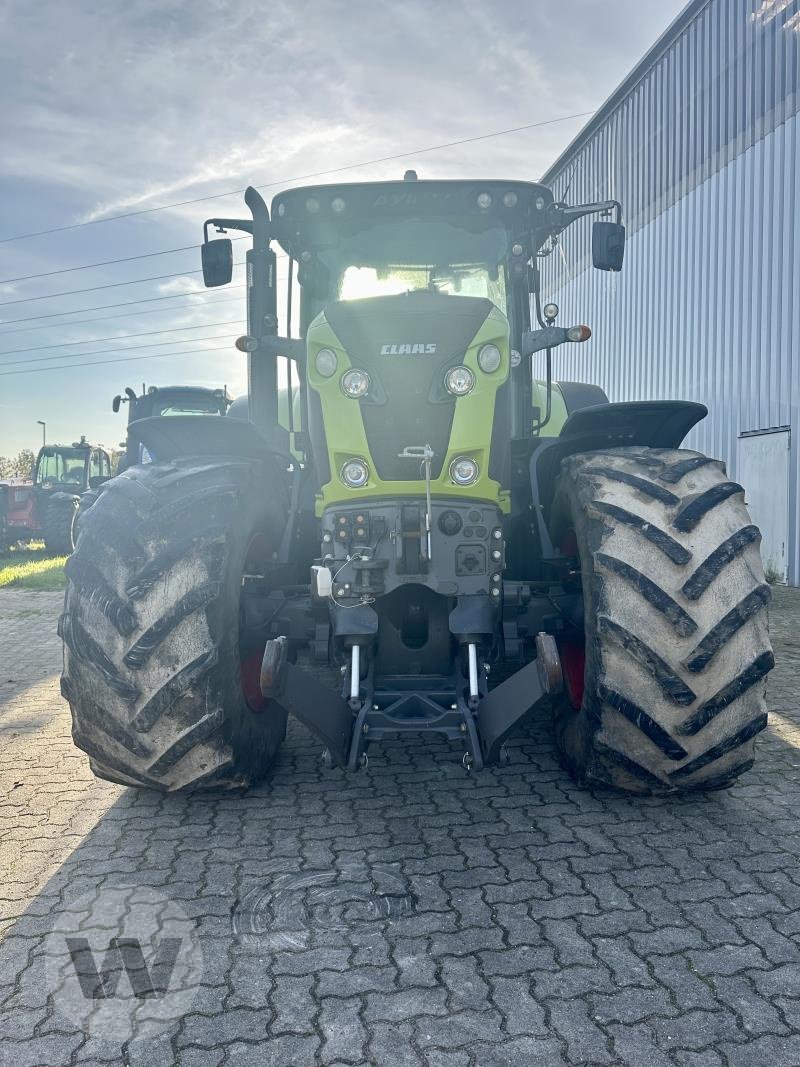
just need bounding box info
[113,384,231,469]
[33,440,110,492]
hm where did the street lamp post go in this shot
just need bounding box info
[36,420,45,447]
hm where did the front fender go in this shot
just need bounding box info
[128,415,274,462]
[530,400,707,557]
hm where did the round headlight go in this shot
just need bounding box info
[331,197,346,214]
[315,348,338,378]
[341,368,370,398]
[305,197,320,214]
[449,456,479,486]
[341,459,369,488]
[543,302,559,321]
[477,344,502,373]
[503,191,518,208]
[444,365,475,396]
[477,192,492,210]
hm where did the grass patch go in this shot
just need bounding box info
[0,543,67,591]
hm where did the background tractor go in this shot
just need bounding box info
[61,175,773,795]
[112,384,231,471]
[1,439,111,554]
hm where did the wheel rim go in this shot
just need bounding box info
[557,526,586,711]
[239,532,273,712]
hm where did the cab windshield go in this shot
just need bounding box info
[314,219,509,317]
[36,448,87,486]
[155,400,224,416]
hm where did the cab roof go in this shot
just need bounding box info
[270,177,554,257]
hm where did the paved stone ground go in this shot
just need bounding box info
[0,586,799,1066]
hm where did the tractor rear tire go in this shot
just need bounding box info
[60,457,290,792]
[551,445,773,794]
[43,498,78,555]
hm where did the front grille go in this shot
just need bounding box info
[324,291,493,483]
[360,386,454,480]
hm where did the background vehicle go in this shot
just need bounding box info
[1,440,110,554]
[61,174,773,795]
[113,384,231,470]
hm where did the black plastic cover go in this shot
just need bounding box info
[127,415,271,462]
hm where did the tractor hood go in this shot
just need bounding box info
[325,291,493,480]
[305,289,511,513]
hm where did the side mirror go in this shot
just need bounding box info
[592,221,625,272]
[112,395,121,413]
[201,238,233,287]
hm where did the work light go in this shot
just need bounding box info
[477,344,502,373]
[341,459,369,488]
[449,456,479,486]
[315,348,338,378]
[445,366,475,396]
[341,369,370,398]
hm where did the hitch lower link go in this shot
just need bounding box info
[260,633,563,772]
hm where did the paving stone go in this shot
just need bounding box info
[225,1035,321,1066]
[1,585,799,1066]
[488,976,548,1036]
[319,996,367,1064]
[364,986,448,1022]
[547,997,616,1064]
[710,975,788,1036]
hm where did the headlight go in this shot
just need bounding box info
[444,365,475,396]
[449,456,479,486]
[477,344,502,373]
[341,459,369,488]
[341,368,370,398]
[315,348,338,378]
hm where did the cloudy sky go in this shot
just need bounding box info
[0,0,686,457]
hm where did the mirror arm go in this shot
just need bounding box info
[546,198,622,234]
[203,217,253,243]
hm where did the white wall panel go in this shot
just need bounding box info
[540,0,800,582]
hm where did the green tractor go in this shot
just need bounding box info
[61,175,773,794]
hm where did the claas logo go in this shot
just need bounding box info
[380,343,437,355]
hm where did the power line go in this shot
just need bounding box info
[0,286,248,330]
[0,291,247,335]
[0,236,251,287]
[0,111,594,244]
[0,319,243,356]
[0,243,197,285]
[0,332,240,370]
[0,344,240,378]
[0,262,246,308]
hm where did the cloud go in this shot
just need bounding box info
[0,0,687,455]
[157,276,205,296]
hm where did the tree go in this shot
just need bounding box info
[0,449,37,480]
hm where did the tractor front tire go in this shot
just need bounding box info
[43,498,79,555]
[60,458,290,792]
[552,446,773,794]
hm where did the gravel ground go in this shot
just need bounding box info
[0,585,799,1066]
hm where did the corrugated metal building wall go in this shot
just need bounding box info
[540,0,800,583]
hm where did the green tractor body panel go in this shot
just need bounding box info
[306,297,511,516]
